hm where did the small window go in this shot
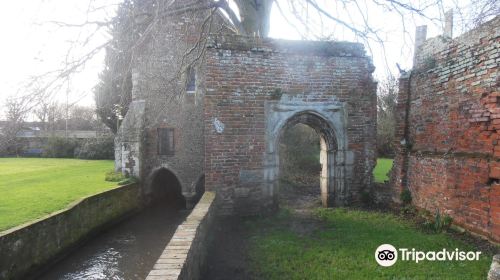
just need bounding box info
[158,128,174,155]
[186,66,196,93]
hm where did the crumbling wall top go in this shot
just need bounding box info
[207,34,367,57]
[414,15,499,70]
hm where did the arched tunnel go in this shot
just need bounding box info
[150,168,186,209]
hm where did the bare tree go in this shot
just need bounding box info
[23,0,496,132]
[454,0,499,30]
[68,105,99,130]
[32,102,65,132]
[0,97,29,155]
[34,101,50,130]
[377,75,398,157]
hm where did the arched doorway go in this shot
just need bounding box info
[276,112,338,207]
[149,168,186,209]
[265,99,348,208]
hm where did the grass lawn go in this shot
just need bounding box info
[0,158,116,231]
[374,158,393,183]
[248,208,492,280]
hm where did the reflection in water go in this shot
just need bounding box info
[38,204,188,280]
[61,248,123,280]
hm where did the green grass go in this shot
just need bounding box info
[0,158,116,231]
[248,208,492,280]
[374,158,393,183]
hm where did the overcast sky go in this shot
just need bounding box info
[0,0,480,118]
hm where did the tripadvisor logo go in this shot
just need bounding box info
[375,244,398,267]
[375,244,482,267]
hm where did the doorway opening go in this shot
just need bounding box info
[279,123,323,209]
[271,111,338,208]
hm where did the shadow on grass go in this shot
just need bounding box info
[247,207,493,280]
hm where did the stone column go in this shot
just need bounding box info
[333,150,346,206]
[444,9,453,38]
[320,137,329,206]
[413,26,427,67]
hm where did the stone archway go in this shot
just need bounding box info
[264,96,350,207]
[147,167,186,209]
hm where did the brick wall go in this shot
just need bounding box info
[391,16,500,242]
[117,2,232,205]
[204,36,377,215]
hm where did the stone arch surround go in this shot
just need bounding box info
[203,37,377,215]
[264,95,353,207]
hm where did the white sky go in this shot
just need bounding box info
[0,0,481,119]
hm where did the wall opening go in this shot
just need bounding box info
[278,123,322,207]
[274,112,338,208]
[150,168,186,209]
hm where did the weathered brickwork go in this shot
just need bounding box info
[204,36,377,214]
[116,2,231,206]
[116,1,377,214]
[391,16,500,242]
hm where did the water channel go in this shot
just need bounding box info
[37,204,188,280]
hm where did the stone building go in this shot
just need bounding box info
[115,1,377,213]
[391,16,500,242]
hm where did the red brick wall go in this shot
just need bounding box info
[391,17,500,242]
[204,36,377,214]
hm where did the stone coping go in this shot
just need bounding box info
[146,191,216,280]
[0,183,138,237]
[0,183,141,280]
[207,34,366,57]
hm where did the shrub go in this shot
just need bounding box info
[419,209,453,233]
[400,189,412,205]
[43,137,79,158]
[443,214,453,229]
[400,204,417,216]
[104,170,139,185]
[105,170,126,182]
[433,209,453,233]
[361,190,373,206]
[77,137,114,160]
[117,176,139,185]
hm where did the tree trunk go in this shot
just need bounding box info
[235,0,274,37]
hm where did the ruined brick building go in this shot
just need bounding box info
[114,1,377,214]
[391,16,500,242]
[113,0,499,243]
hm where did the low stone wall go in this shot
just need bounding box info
[146,191,216,280]
[0,183,141,280]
